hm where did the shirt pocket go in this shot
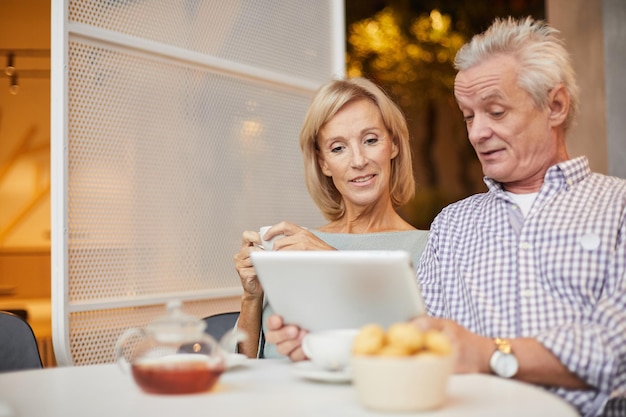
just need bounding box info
[536,228,609,308]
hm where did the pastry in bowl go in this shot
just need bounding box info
[351,323,454,412]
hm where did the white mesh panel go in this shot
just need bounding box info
[52,0,343,366]
[68,0,333,82]
[67,41,316,300]
[69,299,237,366]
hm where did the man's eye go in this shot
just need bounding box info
[491,111,504,118]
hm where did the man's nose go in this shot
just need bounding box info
[467,115,492,144]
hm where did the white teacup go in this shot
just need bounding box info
[301,329,359,371]
[259,226,282,251]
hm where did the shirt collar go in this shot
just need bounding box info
[483,156,591,194]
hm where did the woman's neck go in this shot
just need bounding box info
[320,201,414,234]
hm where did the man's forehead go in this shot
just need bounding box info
[455,54,516,80]
[454,73,504,95]
[454,58,517,100]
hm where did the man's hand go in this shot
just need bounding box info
[412,316,493,374]
[411,316,590,389]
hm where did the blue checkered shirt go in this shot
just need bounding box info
[417,157,626,417]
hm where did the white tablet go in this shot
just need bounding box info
[250,250,425,332]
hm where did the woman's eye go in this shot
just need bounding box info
[491,111,504,118]
[463,115,474,124]
[330,145,345,153]
[364,136,379,145]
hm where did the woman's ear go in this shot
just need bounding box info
[548,84,569,127]
[391,140,399,159]
[318,154,332,177]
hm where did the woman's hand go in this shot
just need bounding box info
[261,221,335,251]
[233,230,264,297]
[234,222,334,296]
[233,230,265,357]
[233,222,332,359]
[264,314,308,361]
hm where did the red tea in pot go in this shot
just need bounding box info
[131,354,225,394]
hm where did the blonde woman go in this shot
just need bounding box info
[234,77,428,359]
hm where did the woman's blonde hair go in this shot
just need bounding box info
[299,77,415,221]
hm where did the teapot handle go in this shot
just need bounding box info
[115,328,144,373]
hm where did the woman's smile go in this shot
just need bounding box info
[350,174,376,185]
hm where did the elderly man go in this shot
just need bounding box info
[415,16,625,417]
[264,16,625,417]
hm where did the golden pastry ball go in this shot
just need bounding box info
[352,322,453,358]
[352,323,386,355]
[424,329,453,355]
[386,322,425,354]
[378,344,413,357]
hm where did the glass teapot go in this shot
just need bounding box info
[115,300,242,394]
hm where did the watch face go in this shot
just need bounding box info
[490,350,519,378]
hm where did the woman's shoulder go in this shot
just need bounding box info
[311,229,428,252]
[312,229,428,271]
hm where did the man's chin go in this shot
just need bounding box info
[481,168,510,183]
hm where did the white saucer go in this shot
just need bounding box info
[0,399,18,417]
[225,353,247,369]
[291,361,352,383]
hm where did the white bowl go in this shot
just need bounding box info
[351,353,454,412]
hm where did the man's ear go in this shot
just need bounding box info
[548,84,569,127]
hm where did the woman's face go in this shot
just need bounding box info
[317,99,398,210]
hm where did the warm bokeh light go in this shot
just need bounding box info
[347,8,465,90]
[346,7,476,228]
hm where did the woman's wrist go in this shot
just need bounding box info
[241,292,263,302]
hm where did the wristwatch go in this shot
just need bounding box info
[489,338,519,378]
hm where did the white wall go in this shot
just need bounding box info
[547,0,607,174]
[0,0,51,249]
[603,0,626,178]
[547,0,626,179]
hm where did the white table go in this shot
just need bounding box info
[0,359,578,417]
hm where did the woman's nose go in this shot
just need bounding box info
[350,146,367,168]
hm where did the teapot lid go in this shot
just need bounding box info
[147,300,207,343]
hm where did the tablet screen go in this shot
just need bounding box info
[251,250,425,332]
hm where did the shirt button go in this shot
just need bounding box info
[521,289,534,298]
[519,242,531,250]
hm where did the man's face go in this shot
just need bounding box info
[454,54,563,193]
